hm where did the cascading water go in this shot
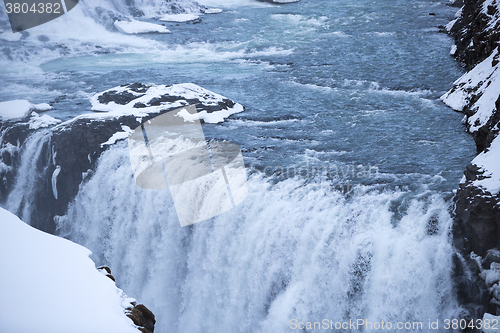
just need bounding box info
[4,130,52,226]
[53,142,464,332]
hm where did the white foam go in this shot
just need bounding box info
[0,31,22,42]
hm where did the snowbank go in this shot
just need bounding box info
[470,135,500,195]
[0,100,52,121]
[89,82,244,123]
[0,208,139,333]
[114,20,171,34]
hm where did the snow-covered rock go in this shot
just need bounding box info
[0,207,141,333]
[257,0,300,3]
[0,100,52,121]
[441,47,500,135]
[158,13,200,22]
[29,112,61,129]
[203,8,223,14]
[469,135,500,194]
[89,82,244,123]
[114,20,171,34]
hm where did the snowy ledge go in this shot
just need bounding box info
[0,208,146,333]
[441,47,500,134]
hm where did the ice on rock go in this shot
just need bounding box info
[204,8,223,14]
[114,20,171,34]
[159,14,200,22]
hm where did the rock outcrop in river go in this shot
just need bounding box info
[0,83,243,233]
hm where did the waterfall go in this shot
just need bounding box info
[0,0,203,64]
[4,130,52,229]
[55,141,464,333]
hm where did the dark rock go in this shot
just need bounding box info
[97,266,116,282]
[454,183,500,257]
[449,0,500,70]
[126,304,156,333]
[98,90,143,105]
[452,253,489,316]
[427,214,440,235]
[482,249,500,269]
[96,265,155,332]
[97,266,112,274]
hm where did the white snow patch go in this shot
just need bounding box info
[159,13,200,22]
[29,112,61,129]
[0,208,139,333]
[450,44,457,56]
[470,135,500,194]
[101,126,134,147]
[441,48,500,132]
[445,18,458,32]
[0,100,31,120]
[0,31,22,42]
[114,20,171,34]
[0,100,51,121]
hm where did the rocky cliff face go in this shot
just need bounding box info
[443,0,500,321]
